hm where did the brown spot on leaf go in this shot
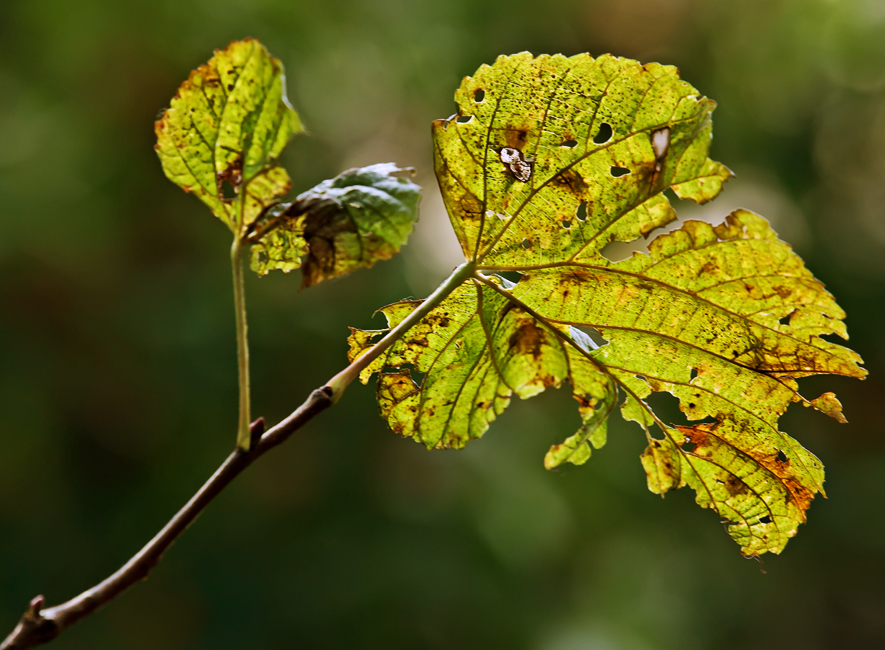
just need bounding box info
[725,474,749,496]
[774,285,793,299]
[216,157,243,203]
[509,319,547,359]
[458,186,484,221]
[294,198,359,288]
[566,269,594,283]
[504,128,529,149]
[555,168,589,195]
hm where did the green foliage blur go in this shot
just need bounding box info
[1,0,883,648]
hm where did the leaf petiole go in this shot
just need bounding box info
[326,260,477,402]
[231,237,251,451]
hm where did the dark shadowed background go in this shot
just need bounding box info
[2,0,884,648]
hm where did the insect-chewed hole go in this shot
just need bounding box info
[778,313,791,325]
[574,325,607,349]
[561,139,578,148]
[456,114,473,123]
[777,450,788,463]
[220,180,238,200]
[397,364,425,388]
[521,238,532,249]
[561,220,572,229]
[610,166,631,177]
[473,89,485,102]
[575,200,588,221]
[681,440,697,453]
[497,270,523,285]
[689,368,698,381]
[759,515,772,525]
[593,122,613,144]
[645,391,715,428]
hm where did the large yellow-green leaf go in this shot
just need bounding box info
[248,163,420,287]
[155,38,303,235]
[352,53,866,555]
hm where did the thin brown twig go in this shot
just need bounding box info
[0,388,333,650]
[1,262,472,650]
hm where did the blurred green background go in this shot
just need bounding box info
[1,0,884,648]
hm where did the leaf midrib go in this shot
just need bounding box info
[480,261,860,376]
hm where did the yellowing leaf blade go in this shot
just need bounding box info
[354,53,865,556]
[155,38,303,234]
[433,52,730,269]
[350,278,616,452]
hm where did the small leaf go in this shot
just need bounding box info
[155,38,303,235]
[249,163,421,287]
[353,53,866,556]
[545,433,592,469]
[810,391,847,423]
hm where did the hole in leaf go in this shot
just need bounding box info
[593,122,613,144]
[777,450,788,463]
[473,89,485,102]
[682,441,697,453]
[395,364,425,388]
[561,220,571,229]
[497,270,522,285]
[574,326,607,348]
[575,200,588,221]
[569,327,598,352]
[456,114,473,123]
[521,238,532,250]
[651,127,670,159]
[220,180,238,200]
[600,240,641,262]
[409,367,426,388]
[759,515,772,525]
[644,391,716,428]
[610,166,631,177]
[690,368,698,381]
[561,139,578,148]
[778,314,791,325]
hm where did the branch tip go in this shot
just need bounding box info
[1,596,58,650]
[26,597,44,618]
[249,417,265,448]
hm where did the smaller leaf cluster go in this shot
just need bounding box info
[155,39,420,286]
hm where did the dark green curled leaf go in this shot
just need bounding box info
[249,163,421,287]
[155,38,303,235]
